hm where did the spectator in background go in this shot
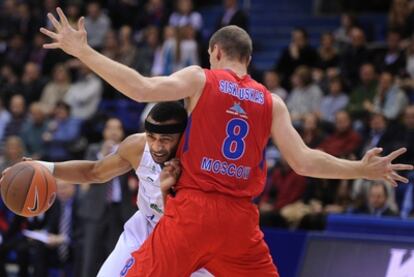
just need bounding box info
[367,71,408,120]
[388,0,414,38]
[0,0,19,40]
[22,182,79,277]
[382,105,414,165]
[107,0,139,29]
[169,0,203,32]
[101,29,119,61]
[352,182,398,216]
[15,2,40,41]
[84,1,111,50]
[217,0,248,31]
[20,61,47,105]
[263,70,287,100]
[29,33,48,68]
[65,2,82,28]
[64,63,103,121]
[405,35,414,78]
[340,27,372,87]
[135,0,168,30]
[334,13,357,51]
[43,102,81,161]
[118,25,138,68]
[0,207,49,277]
[39,63,71,116]
[287,66,323,123]
[320,76,349,123]
[348,63,378,121]
[159,25,199,75]
[400,36,414,98]
[375,31,406,75]
[136,25,161,77]
[0,98,11,141]
[4,94,26,139]
[4,33,28,72]
[0,64,20,105]
[275,28,318,89]
[20,102,47,160]
[317,32,339,70]
[0,136,25,172]
[318,110,362,157]
[360,113,389,155]
[76,118,136,277]
[259,157,307,228]
[300,113,325,148]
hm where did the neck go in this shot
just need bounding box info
[217,60,247,77]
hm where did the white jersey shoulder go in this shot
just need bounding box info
[135,143,164,226]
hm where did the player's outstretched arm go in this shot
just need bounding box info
[270,95,413,185]
[40,8,205,103]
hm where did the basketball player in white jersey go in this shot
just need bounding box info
[31,102,212,277]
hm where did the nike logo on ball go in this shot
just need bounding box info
[28,186,39,212]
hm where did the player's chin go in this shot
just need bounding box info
[151,153,169,164]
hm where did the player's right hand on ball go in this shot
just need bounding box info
[160,159,181,193]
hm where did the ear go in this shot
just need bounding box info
[246,55,252,67]
[216,46,222,61]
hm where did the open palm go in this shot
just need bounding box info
[40,7,88,58]
[362,147,413,186]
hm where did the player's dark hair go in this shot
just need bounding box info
[209,25,252,63]
[147,101,188,126]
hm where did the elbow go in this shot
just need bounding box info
[293,161,312,176]
[289,149,314,176]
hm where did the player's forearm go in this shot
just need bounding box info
[53,160,103,184]
[297,149,364,179]
[77,46,152,102]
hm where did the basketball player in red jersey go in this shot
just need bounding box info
[41,8,413,276]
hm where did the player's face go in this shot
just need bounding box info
[146,132,181,165]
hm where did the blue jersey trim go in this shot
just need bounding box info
[183,116,192,153]
[259,148,266,170]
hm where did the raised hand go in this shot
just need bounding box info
[40,7,88,58]
[361,147,413,186]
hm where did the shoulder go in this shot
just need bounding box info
[171,65,205,82]
[271,94,288,115]
[118,133,147,165]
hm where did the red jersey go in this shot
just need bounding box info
[176,69,273,198]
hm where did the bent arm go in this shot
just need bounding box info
[52,134,145,184]
[53,153,132,184]
[271,95,364,179]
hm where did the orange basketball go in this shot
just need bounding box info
[0,161,57,217]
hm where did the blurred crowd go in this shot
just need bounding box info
[0,0,413,276]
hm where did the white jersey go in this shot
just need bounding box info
[97,142,213,277]
[135,143,164,227]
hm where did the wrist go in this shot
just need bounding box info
[36,161,55,174]
[77,45,94,60]
[355,160,366,179]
